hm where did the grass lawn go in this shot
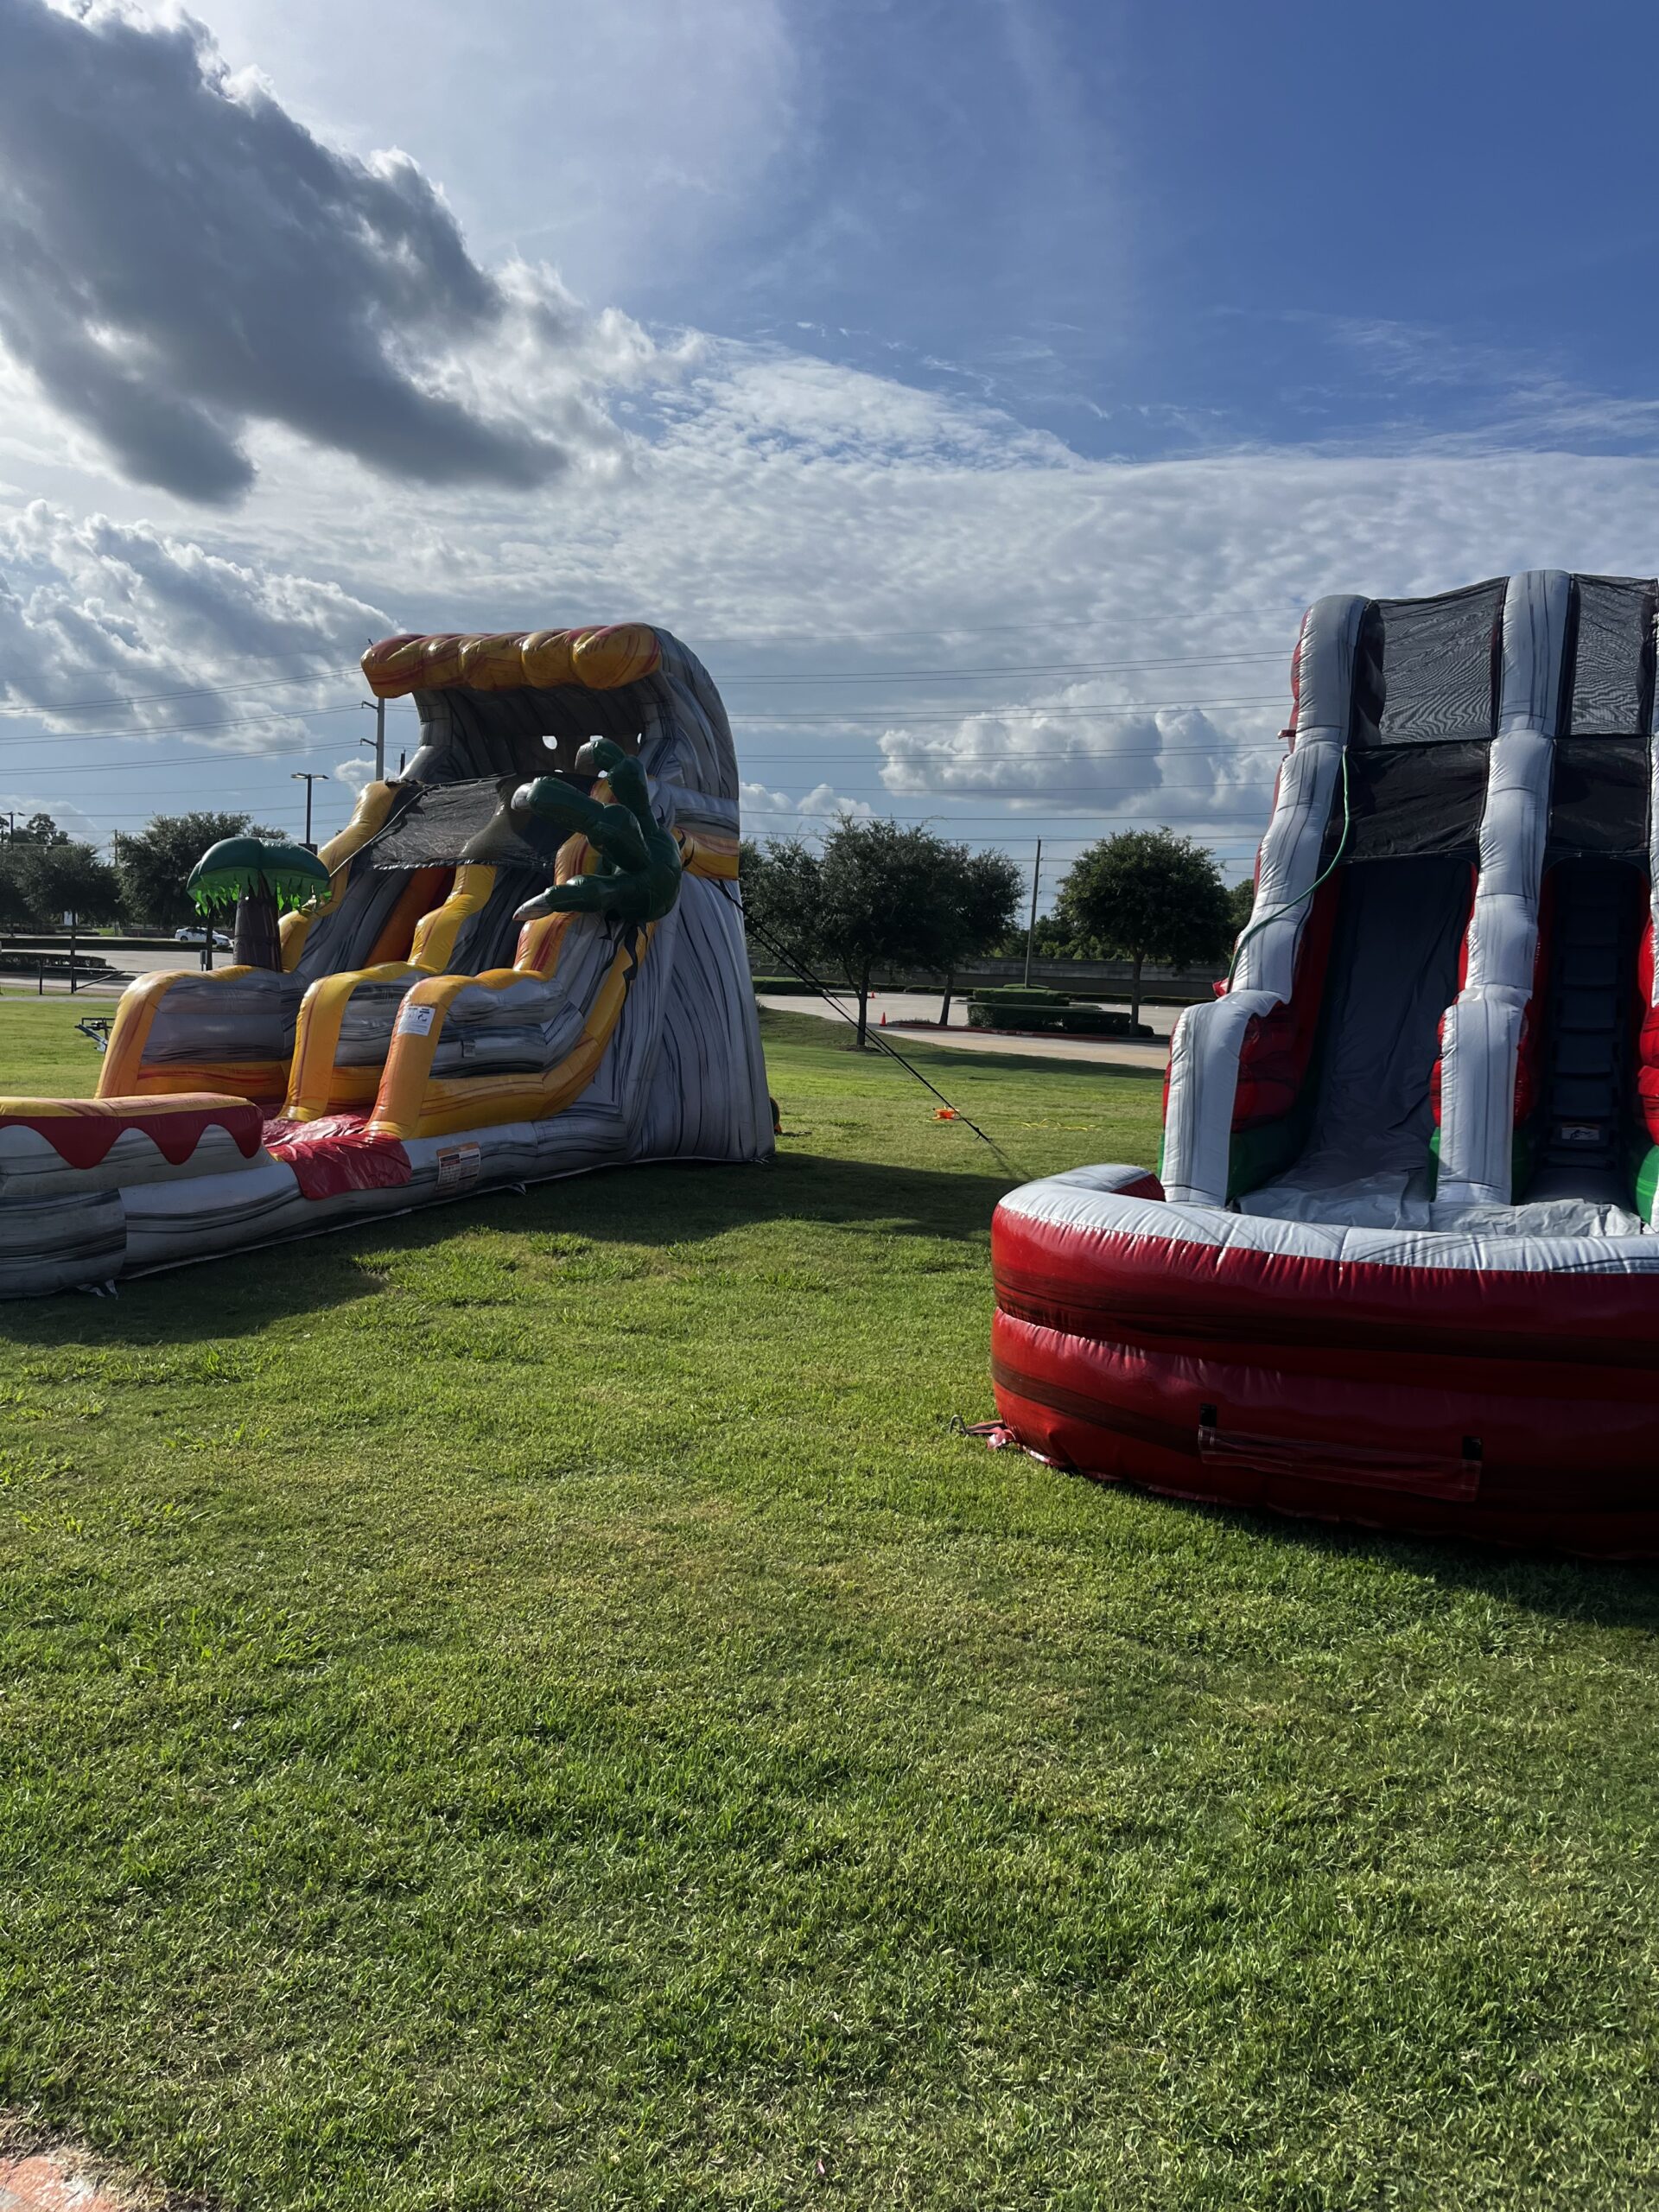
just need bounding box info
[1,999,1657,2209]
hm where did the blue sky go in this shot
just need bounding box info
[1,0,1656,883]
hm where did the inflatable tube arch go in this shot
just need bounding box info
[991,572,1659,1554]
[0,625,772,1294]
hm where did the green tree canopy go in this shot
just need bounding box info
[1057,829,1233,1026]
[17,840,123,925]
[995,907,1083,963]
[112,811,283,931]
[1227,874,1257,938]
[5,811,70,848]
[0,855,33,931]
[0,829,121,931]
[741,820,1021,1045]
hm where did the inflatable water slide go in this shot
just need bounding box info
[992,572,1659,1553]
[0,625,772,1294]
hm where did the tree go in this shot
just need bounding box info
[1057,829,1233,1029]
[994,907,1084,963]
[112,811,283,931]
[6,812,69,848]
[17,840,122,925]
[0,854,32,931]
[741,820,1020,1046]
[738,836,832,976]
[934,844,1021,1024]
[0,838,120,931]
[1227,874,1256,939]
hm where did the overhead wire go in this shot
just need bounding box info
[0,639,1291,721]
[0,625,1295,858]
[726,886,1024,1179]
[0,666,359,716]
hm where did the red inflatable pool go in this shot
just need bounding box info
[990,572,1659,1554]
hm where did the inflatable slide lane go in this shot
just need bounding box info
[991,572,1659,1554]
[0,624,772,1296]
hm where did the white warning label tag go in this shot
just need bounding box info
[397,1002,436,1036]
[435,1141,481,1192]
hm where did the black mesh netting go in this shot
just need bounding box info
[1548,739,1650,861]
[1568,575,1656,737]
[1338,742,1490,861]
[1366,579,1504,747]
[365,779,572,874]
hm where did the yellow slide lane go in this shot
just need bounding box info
[365,922,652,1142]
[283,865,497,1121]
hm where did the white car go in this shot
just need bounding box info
[173,925,233,950]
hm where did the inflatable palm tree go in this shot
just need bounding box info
[186,836,331,970]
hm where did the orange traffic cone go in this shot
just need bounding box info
[880,1012,887,1026]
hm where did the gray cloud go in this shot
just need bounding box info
[0,499,390,732]
[0,0,620,501]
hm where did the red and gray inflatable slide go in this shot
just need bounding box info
[991,571,1659,1554]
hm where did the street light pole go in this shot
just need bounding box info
[291,771,330,850]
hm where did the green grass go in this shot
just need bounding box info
[0,999,120,1093]
[2,1001,1658,2209]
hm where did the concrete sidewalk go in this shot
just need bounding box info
[757,988,1173,1071]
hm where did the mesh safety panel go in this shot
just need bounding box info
[366,779,570,873]
[1548,740,1649,861]
[1568,575,1656,737]
[1368,579,1504,747]
[1340,742,1489,861]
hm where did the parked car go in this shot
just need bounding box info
[173,925,233,950]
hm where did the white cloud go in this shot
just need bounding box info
[334,755,375,798]
[0,791,103,842]
[878,698,1282,831]
[739,778,875,839]
[199,0,799,301]
[10,360,1659,858]
[0,0,668,503]
[0,501,389,751]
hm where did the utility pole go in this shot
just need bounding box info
[1023,839,1043,988]
[360,696,385,780]
[291,771,329,850]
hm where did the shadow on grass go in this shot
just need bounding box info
[0,1151,1012,1352]
[1046,1464,1659,1629]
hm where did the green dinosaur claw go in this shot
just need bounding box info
[514,747,683,929]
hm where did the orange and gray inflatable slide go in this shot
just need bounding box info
[0,622,772,1294]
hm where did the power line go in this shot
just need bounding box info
[0,666,360,717]
[0,647,1293,722]
[696,606,1305,645]
[741,741,1284,762]
[0,702,365,750]
[728,700,1286,722]
[742,808,1272,824]
[0,699,1285,752]
[715,654,1284,684]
